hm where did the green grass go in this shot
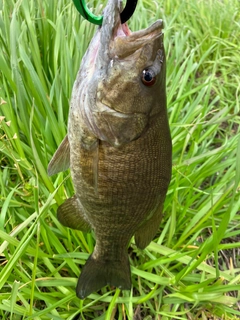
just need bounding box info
[0,0,239,318]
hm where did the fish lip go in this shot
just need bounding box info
[115,19,164,40]
[111,20,164,58]
[98,0,163,63]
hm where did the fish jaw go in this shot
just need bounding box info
[97,0,163,67]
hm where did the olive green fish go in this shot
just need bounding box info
[48,0,172,299]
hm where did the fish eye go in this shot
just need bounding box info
[141,68,156,86]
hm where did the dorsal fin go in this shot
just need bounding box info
[48,135,70,176]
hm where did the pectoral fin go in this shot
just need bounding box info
[48,135,70,176]
[79,138,99,195]
[57,195,91,232]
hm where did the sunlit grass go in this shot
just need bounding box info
[0,0,240,319]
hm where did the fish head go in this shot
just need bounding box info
[72,0,166,146]
[96,0,165,114]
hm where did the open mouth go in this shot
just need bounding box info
[115,22,132,37]
[111,20,164,58]
[114,19,163,40]
[98,0,163,57]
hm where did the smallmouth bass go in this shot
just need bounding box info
[48,0,172,299]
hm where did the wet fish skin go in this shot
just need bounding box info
[48,0,172,299]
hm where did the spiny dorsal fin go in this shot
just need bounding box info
[48,135,70,176]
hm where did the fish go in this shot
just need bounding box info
[48,0,172,299]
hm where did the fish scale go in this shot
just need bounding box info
[72,116,170,236]
[48,0,172,299]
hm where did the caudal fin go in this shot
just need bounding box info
[76,252,131,299]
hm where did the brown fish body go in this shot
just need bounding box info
[70,108,170,248]
[48,0,172,299]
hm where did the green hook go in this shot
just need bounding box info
[72,0,103,25]
[72,0,138,26]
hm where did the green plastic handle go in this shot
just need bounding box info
[72,0,103,25]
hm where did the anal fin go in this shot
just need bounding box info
[134,201,164,250]
[57,195,91,232]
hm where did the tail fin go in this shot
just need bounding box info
[76,252,131,299]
